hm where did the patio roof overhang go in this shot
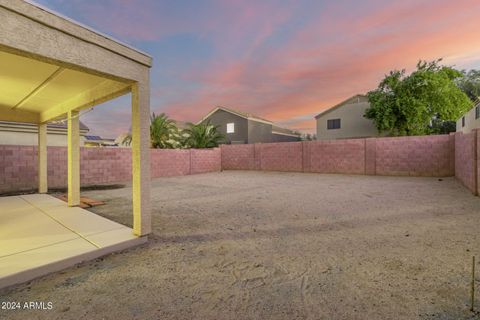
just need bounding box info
[0,0,153,237]
[0,50,132,124]
[0,0,154,289]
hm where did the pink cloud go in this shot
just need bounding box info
[163,0,480,133]
[58,0,480,134]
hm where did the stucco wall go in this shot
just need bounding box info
[248,120,273,144]
[271,133,301,143]
[203,109,248,144]
[316,101,378,140]
[0,131,85,146]
[456,104,480,134]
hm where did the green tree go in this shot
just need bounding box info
[365,59,472,136]
[183,121,224,148]
[456,69,480,102]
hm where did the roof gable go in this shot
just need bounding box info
[314,94,368,119]
[198,106,273,125]
[199,106,300,136]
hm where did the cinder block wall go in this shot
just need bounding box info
[374,135,455,176]
[1,133,479,195]
[306,139,365,174]
[0,147,221,194]
[191,148,222,174]
[454,130,478,195]
[150,149,190,177]
[222,134,456,177]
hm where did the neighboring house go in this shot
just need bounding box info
[456,99,480,133]
[84,135,117,147]
[315,94,378,140]
[198,106,301,144]
[0,120,89,146]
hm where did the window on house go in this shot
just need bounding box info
[462,116,465,127]
[327,119,341,130]
[227,122,235,133]
[476,106,480,119]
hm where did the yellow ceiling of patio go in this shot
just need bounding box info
[0,50,131,124]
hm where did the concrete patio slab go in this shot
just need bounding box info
[0,194,147,290]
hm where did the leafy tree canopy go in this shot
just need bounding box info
[456,69,480,102]
[365,59,472,136]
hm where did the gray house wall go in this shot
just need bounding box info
[247,120,272,144]
[202,109,248,144]
[271,133,299,142]
[202,108,300,144]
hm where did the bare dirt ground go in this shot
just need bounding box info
[1,171,480,320]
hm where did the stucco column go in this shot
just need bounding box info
[67,110,80,206]
[131,80,151,236]
[38,123,48,193]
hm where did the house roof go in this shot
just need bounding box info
[199,106,300,136]
[24,0,152,64]
[198,106,273,125]
[271,125,301,137]
[0,2,152,126]
[314,94,368,119]
[84,135,102,141]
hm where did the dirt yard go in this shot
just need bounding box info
[1,171,480,320]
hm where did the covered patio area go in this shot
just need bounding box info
[0,194,145,288]
[0,1,152,289]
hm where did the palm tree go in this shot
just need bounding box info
[150,112,177,148]
[183,121,224,148]
[121,131,132,146]
[121,113,180,148]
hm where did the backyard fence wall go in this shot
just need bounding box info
[222,134,455,177]
[1,132,479,195]
[454,130,479,195]
[0,146,220,193]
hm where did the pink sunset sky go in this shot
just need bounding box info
[36,0,480,136]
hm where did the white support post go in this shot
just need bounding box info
[67,110,80,206]
[131,81,151,236]
[38,123,48,193]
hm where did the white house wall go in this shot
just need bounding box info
[0,131,85,146]
[316,101,378,140]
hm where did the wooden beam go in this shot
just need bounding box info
[12,67,64,110]
[67,110,80,207]
[38,123,47,193]
[39,81,131,123]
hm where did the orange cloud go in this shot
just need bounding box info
[163,0,480,133]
